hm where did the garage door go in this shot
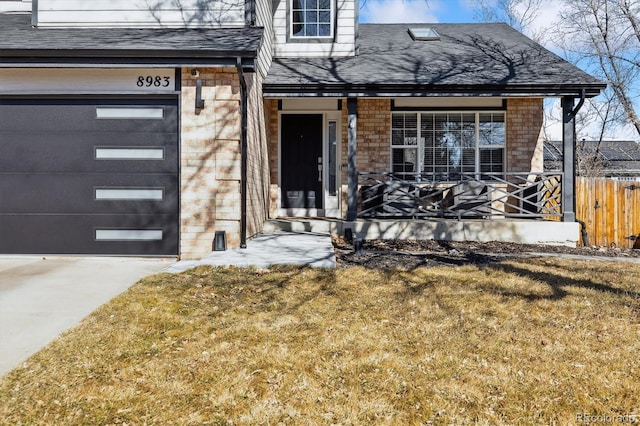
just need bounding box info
[0,98,178,255]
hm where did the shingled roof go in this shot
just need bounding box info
[264,23,605,97]
[0,13,262,68]
[545,140,640,176]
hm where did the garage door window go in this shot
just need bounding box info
[95,188,164,201]
[95,229,164,241]
[95,147,165,160]
[96,107,164,119]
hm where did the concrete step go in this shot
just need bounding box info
[263,219,341,234]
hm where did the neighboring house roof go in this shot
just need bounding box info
[264,23,605,97]
[0,14,262,68]
[544,140,640,175]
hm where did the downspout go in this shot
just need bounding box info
[31,0,38,26]
[577,219,590,247]
[571,89,589,247]
[237,57,248,249]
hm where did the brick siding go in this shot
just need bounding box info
[354,98,391,172]
[265,99,280,218]
[506,98,545,173]
[342,98,391,217]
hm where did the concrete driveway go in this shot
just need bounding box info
[0,256,173,377]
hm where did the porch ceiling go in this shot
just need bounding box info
[264,23,605,98]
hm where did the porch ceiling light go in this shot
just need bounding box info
[408,27,440,41]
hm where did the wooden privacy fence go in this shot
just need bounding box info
[576,177,640,248]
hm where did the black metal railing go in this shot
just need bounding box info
[358,172,563,219]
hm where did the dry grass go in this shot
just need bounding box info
[1,258,640,425]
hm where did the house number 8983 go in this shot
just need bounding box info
[136,76,171,87]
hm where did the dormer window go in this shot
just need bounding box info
[291,0,333,39]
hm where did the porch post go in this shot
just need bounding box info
[347,97,358,221]
[562,96,576,222]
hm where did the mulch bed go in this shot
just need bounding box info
[332,237,640,269]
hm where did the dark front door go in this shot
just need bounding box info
[281,114,323,209]
[0,97,179,255]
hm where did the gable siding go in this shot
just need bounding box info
[255,0,274,78]
[272,0,356,58]
[35,0,245,28]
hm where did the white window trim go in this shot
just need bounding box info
[289,0,335,39]
[390,111,506,180]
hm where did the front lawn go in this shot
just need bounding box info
[1,259,639,424]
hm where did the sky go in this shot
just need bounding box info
[359,0,564,46]
[358,0,639,142]
[359,0,474,24]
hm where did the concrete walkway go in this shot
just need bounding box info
[167,231,336,273]
[0,256,172,377]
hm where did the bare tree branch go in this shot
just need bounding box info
[470,0,546,41]
[620,0,640,43]
[555,0,640,137]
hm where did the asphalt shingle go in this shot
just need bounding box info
[0,13,262,59]
[265,23,604,95]
[544,140,640,175]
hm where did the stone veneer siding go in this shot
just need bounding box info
[506,98,545,173]
[181,68,271,258]
[180,68,241,259]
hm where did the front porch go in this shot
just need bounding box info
[264,97,579,242]
[263,164,579,247]
[263,168,581,247]
[264,217,581,247]
[260,22,606,251]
